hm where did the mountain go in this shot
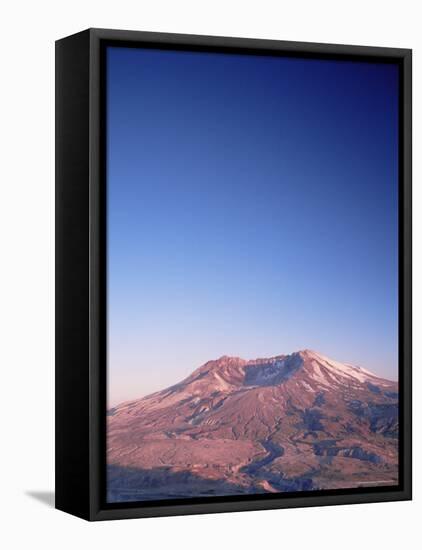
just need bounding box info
[107,350,399,502]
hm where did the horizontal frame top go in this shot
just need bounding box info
[58,27,412,60]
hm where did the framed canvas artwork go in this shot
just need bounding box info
[55,28,412,520]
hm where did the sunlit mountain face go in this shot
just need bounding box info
[107,350,399,503]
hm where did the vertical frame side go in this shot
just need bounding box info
[401,50,412,498]
[55,30,91,520]
[89,29,104,520]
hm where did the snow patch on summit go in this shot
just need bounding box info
[303,350,390,386]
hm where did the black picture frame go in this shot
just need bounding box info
[55,28,412,521]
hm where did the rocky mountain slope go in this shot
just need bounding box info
[107,350,399,502]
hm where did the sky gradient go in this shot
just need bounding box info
[107,46,399,406]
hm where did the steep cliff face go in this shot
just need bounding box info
[107,350,399,502]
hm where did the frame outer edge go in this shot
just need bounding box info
[402,49,412,499]
[89,28,103,520]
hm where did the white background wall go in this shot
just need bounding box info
[0,1,419,548]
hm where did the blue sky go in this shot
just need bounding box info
[107,46,399,405]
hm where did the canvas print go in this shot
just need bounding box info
[106,46,399,503]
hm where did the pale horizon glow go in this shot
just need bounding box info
[107,47,399,407]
